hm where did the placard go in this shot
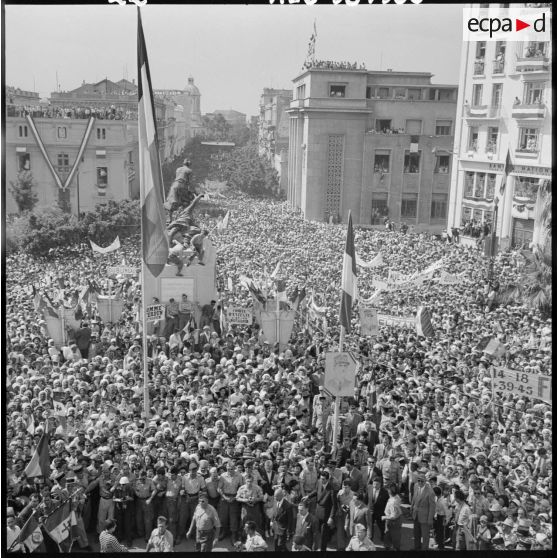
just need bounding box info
[146,304,165,322]
[377,313,415,328]
[324,352,358,397]
[360,307,379,337]
[107,266,138,276]
[493,367,552,404]
[226,306,253,325]
[160,277,194,304]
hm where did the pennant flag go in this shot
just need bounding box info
[26,415,35,435]
[42,305,60,319]
[227,276,233,291]
[44,501,72,544]
[15,513,43,552]
[500,149,513,195]
[339,211,357,332]
[416,306,435,338]
[248,283,267,306]
[138,9,169,277]
[24,432,50,478]
[484,337,506,358]
[289,286,299,306]
[221,210,230,230]
[275,279,288,302]
[89,236,121,254]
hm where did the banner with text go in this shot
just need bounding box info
[227,306,253,326]
[377,313,416,329]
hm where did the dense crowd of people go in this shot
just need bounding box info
[5,193,553,552]
[6,104,138,121]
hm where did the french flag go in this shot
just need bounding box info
[339,211,357,332]
[138,9,169,277]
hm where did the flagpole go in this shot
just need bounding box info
[331,325,345,455]
[141,263,150,422]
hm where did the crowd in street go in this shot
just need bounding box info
[5,193,553,552]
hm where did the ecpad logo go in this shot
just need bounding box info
[468,13,546,38]
[463,7,551,42]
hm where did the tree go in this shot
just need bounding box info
[538,179,552,251]
[497,248,552,318]
[202,113,232,141]
[9,171,38,213]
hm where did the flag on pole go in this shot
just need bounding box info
[479,336,506,358]
[44,501,72,544]
[89,236,121,254]
[221,210,230,230]
[138,9,169,277]
[14,513,43,552]
[270,261,281,279]
[416,306,435,338]
[339,211,357,332]
[24,432,50,478]
[500,149,513,195]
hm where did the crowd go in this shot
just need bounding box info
[302,60,366,71]
[6,104,138,121]
[5,193,553,552]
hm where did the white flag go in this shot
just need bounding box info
[90,236,121,254]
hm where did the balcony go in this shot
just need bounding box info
[511,103,546,120]
[515,55,550,74]
[492,59,505,75]
[465,104,501,120]
[473,60,485,76]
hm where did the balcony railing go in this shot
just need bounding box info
[473,61,485,76]
[492,59,505,74]
[515,55,550,73]
[515,145,539,156]
[511,103,546,119]
[465,104,501,119]
[467,141,478,153]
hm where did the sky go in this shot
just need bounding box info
[5,4,464,117]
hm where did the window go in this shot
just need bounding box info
[97,166,108,186]
[464,172,475,197]
[438,89,454,101]
[518,128,539,152]
[403,151,421,174]
[431,194,448,219]
[472,84,483,106]
[57,153,70,173]
[435,120,452,135]
[514,176,539,202]
[57,126,67,139]
[486,174,496,200]
[486,127,499,153]
[401,195,418,218]
[378,87,390,99]
[371,193,388,225]
[525,41,548,58]
[17,153,30,171]
[434,155,450,173]
[405,120,422,134]
[408,88,422,101]
[476,41,486,59]
[491,83,503,107]
[96,128,106,140]
[468,127,479,151]
[474,173,486,198]
[523,82,545,105]
[297,84,306,99]
[18,125,28,138]
[461,206,472,225]
[365,86,372,99]
[375,119,392,133]
[329,84,346,97]
[394,88,406,99]
[374,152,390,173]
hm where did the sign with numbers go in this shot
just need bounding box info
[493,367,552,404]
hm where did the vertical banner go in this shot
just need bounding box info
[360,307,379,337]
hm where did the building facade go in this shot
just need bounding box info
[287,67,458,231]
[5,116,139,216]
[447,4,552,250]
[258,88,292,193]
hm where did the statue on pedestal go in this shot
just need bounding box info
[165,159,194,221]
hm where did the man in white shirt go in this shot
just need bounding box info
[242,521,268,551]
[346,523,376,551]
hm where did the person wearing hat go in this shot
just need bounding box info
[146,515,174,553]
[134,469,156,542]
[112,476,134,546]
[186,493,221,552]
[498,517,518,549]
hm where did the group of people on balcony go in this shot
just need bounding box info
[6,104,137,121]
[461,218,491,239]
[302,60,366,71]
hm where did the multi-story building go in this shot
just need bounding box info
[6,86,41,106]
[258,88,292,193]
[447,5,552,250]
[5,115,139,216]
[287,66,458,231]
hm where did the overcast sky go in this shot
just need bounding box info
[5,4,463,117]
